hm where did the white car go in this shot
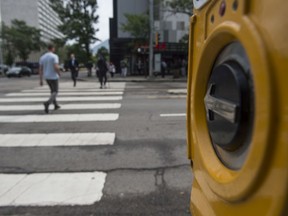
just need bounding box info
[6,67,32,78]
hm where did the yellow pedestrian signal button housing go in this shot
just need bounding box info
[187,0,288,215]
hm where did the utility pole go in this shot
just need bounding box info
[149,0,154,77]
[0,1,3,65]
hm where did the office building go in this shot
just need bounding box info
[0,0,63,43]
[109,0,190,75]
[109,0,149,74]
[154,0,190,43]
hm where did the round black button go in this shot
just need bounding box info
[205,62,249,151]
[204,42,254,170]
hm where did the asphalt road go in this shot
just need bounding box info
[0,74,192,216]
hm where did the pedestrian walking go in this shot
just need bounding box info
[161,60,167,78]
[181,58,187,77]
[136,60,142,75]
[97,55,108,88]
[86,61,93,77]
[109,62,116,78]
[121,59,127,77]
[39,44,61,114]
[144,58,149,78]
[68,53,79,87]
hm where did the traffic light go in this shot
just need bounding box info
[155,32,160,46]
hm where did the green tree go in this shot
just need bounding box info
[121,13,150,53]
[4,50,14,66]
[65,44,88,64]
[1,20,42,62]
[51,37,67,63]
[96,46,109,60]
[1,24,15,65]
[165,0,193,16]
[121,13,150,40]
[50,0,100,61]
[179,33,189,44]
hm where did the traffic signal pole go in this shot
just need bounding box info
[149,0,154,77]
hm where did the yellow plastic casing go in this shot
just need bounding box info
[187,0,288,215]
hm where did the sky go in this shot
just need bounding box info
[93,0,113,46]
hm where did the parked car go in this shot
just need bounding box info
[6,67,32,78]
[15,62,39,74]
[0,64,9,75]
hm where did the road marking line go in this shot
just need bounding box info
[6,92,124,96]
[0,103,121,111]
[167,89,187,94]
[0,133,115,147]
[160,113,186,117]
[0,172,106,206]
[21,89,125,93]
[0,113,119,122]
[147,95,186,99]
[0,96,123,102]
[34,82,126,89]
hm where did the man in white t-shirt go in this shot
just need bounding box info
[39,44,61,114]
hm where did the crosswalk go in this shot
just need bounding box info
[0,81,125,207]
[0,96,123,102]
[0,103,121,111]
[0,113,119,122]
[0,133,115,147]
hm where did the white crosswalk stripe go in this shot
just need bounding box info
[6,92,124,96]
[0,113,119,122]
[0,133,115,147]
[0,172,106,206]
[21,88,125,93]
[0,82,126,206]
[160,113,186,117]
[34,82,126,89]
[0,103,121,111]
[0,96,123,102]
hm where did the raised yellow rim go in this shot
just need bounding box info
[191,17,273,201]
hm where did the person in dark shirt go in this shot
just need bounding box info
[68,53,79,87]
[97,55,108,88]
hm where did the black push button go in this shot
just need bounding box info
[205,62,249,151]
[205,42,254,170]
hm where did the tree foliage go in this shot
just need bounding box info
[4,50,14,66]
[65,44,88,64]
[49,0,100,61]
[1,20,42,62]
[1,24,15,65]
[179,34,189,44]
[121,13,150,40]
[51,37,67,62]
[121,13,150,53]
[166,0,193,16]
[96,46,109,60]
